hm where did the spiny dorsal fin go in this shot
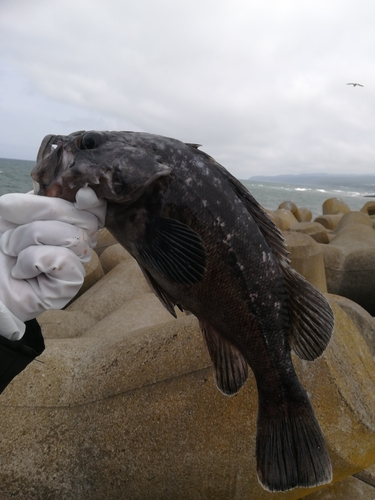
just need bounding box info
[225,176,289,263]
[216,168,333,360]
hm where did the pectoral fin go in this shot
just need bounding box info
[139,265,180,318]
[135,216,206,285]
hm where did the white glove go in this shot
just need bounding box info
[0,187,107,340]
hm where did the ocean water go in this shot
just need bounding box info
[0,158,35,196]
[241,180,375,219]
[0,158,374,219]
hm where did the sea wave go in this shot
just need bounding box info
[333,189,362,197]
[242,179,374,218]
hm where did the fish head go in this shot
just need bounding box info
[31,130,171,204]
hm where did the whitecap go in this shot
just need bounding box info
[344,191,361,197]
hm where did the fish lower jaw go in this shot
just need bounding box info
[37,179,78,201]
[46,183,64,198]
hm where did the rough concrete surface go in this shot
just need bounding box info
[2,205,375,499]
[1,299,375,499]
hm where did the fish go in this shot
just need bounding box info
[31,130,334,492]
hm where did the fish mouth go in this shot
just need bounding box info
[32,135,63,194]
[36,134,61,164]
[32,132,83,199]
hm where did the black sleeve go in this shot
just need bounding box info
[0,319,45,394]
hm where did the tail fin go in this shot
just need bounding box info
[256,393,332,492]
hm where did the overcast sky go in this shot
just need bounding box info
[1,0,374,178]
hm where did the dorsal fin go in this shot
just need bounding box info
[207,165,334,360]
[281,264,334,360]
[225,175,289,263]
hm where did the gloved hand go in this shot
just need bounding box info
[0,187,107,341]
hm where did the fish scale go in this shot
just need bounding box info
[31,130,334,492]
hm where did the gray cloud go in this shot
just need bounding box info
[1,0,375,177]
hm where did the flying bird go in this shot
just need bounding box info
[347,83,364,87]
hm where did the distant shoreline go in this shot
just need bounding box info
[249,173,375,185]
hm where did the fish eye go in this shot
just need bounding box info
[76,132,101,150]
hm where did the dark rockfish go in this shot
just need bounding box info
[31,131,334,492]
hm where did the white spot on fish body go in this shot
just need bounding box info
[202,199,208,207]
[223,233,235,249]
[262,251,267,262]
[216,216,226,227]
[238,264,245,271]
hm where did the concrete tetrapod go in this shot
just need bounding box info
[99,243,132,274]
[278,201,312,223]
[283,231,328,293]
[288,222,330,245]
[0,299,375,499]
[320,217,375,316]
[322,198,351,215]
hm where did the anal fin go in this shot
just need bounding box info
[199,320,248,395]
